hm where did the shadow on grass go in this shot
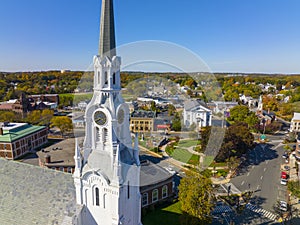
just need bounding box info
[142,201,182,225]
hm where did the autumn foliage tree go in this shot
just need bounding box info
[50,116,73,136]
[178,172,213,225]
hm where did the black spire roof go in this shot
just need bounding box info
[99,0,116,58]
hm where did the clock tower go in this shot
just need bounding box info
[73,1,142,225]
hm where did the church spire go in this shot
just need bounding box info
[99,0,116,58]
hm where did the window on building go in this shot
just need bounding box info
[113,73,116,85]
[59,167,64,172]
[102,128,108,143]
[104,71,108,85]
[152,189,158,202]
[103,194,107,208]
[162,185,168,199]
[67,167,72,173]
[96,127,100,143]
[95,187,100,206]
[142,193,148,206]
[128,181,130,199]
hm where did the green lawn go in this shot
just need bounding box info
[178,139,199,148]
[209,161,227,167]
[171,148,193,163]
[142,201,182,225]
[188,154,200,165]
[203,155,215,168]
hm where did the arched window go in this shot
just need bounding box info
[95,187,100,206]
[113,73,116,85]
[96,127,100,143]
[104,71,108,85]
[162,185,168,199]
[152,189,158,202]
[142,193,148,206]
[103,194,107,209]
[102,128,108,143]
[127,181,130,199]
[98,71,100,84]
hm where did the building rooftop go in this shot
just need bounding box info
[131,110,156,118]
[139,157,173,188]
[0,123,46,143]
[292,112,300,121]
[184,99,210,112]
[37,138,83,167]
[0,158,76,225]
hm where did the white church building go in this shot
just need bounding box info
[183,99,212,130]
[73,0,142,224]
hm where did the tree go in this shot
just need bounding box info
[0,111,17,122]
[26,110,42,125]
[178,172,213,225]
[50,116,73,136]
[244,112,260,128]
[167,104,176,116]
[172,112,182,131]
[216,122,254,162]
[229,105,250,123]
[40,109,54,126]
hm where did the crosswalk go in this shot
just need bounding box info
[213,205,233,214]
[246,203,278,221]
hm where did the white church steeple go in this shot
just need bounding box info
[74,1,142,224]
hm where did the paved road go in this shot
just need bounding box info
[231,143,286,211]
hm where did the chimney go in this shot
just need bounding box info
[45,154,51,164]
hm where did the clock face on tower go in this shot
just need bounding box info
[94,111,107,126]
[117,109,125,124]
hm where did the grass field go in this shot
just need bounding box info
[203,155,215,167]
[188,154,200,165]
[142,201,182,225]
[171,148,193,163]
[178,139,199,148]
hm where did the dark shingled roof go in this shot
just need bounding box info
[0,158,77,225]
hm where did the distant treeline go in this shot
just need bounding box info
[1,70,300,103]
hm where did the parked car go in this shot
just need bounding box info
[282,153,288,159]
[284,165,290,171]
[281,171,288,179]
[281,179,288,185]
[279,201,288,212]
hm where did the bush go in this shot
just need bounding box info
[288,181,300,198]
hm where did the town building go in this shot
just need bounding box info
[130,110,155,133]
[207,101,238,115]
[0,93,59,118]
[140,158,174,208]
[37,138,79,173]
[0,93,32,118]
[0,122,47,159]
[290,113,300,133]
[183,99,212,130]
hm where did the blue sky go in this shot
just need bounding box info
[0,0,300,73]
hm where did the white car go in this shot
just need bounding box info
[279,201,288,212]
[281,179,288,185]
